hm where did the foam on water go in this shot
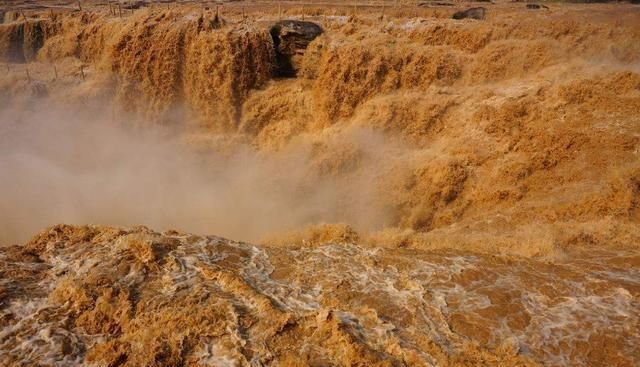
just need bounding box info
[0,227,638,366]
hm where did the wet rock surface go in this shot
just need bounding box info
[452,7,487,20]
[270,20,322,77]
[526,4,550,10]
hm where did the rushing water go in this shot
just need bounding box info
[1,225,637,366]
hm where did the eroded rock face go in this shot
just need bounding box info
[452,7,487,20]
[270,20,323,77]
[1,225,638,366]
[122,1,147,10]
[526,4,549,9]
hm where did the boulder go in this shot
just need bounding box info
[526,4,550,9]
[122,1,147,10]
[452,7,487,20]
[270,20,322,77]
[418,1,454,6]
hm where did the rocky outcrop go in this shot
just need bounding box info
[526,4,550,9]
[270,20,322,77]
[452,7,487,20]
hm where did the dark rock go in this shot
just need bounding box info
[270,20,323,77]
[270,20,322,57]
[418,1,455,6]
[452,7,487,20]
[122,1,147,10]
[526,4,549,9]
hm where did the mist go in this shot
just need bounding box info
[0,100,390,245]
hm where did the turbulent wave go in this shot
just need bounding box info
[1,2,639,366]
[1,225,638,366]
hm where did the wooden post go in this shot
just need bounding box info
[78,1,82,11]
[278,2,281,20]
[53,64,58,80]
[301,5,304,21]
[25,67,31,83]
[215,4,219,21]
[5,63,9,72]
[50,9,54,19]
[80,64,85,80]
[118,3,122,17]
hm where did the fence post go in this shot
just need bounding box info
[25,67,31,83]
[80,64,85,80]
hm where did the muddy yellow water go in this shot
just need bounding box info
[1,2,640,366]
[0,225,637,366]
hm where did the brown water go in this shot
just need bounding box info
[1,226,638,366]
[1,2,639,366]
